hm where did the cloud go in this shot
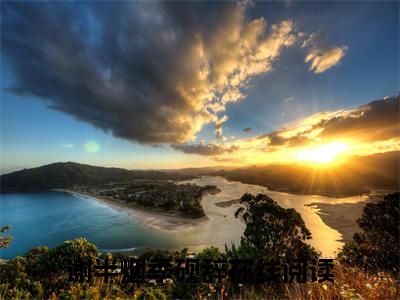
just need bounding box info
[168,97,399,161]
[259,130,310,147]
[215,115,229,139]
[315,96,399,141]
[2,1,297,146]
[283,96,294,102]
[207,96,400,163]
[305,45,347,73]
[250,96,400,149]
[301,32,318,48]
[213,156,243,163]
[302,31,347,73]
[172,142,238,156]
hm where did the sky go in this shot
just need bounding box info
[1,0,399,172]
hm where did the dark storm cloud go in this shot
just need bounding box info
[316,96,400,141]
[2,1,211,144]
[2,1,297,146]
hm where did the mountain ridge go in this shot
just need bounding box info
[0,161,193,192]
[210,151,399,197]
[1,151,398,196]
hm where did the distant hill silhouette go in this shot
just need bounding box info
[211,151,399,197]
[348,151,399,181]
[1,151,398,196]
[0,162,192,192]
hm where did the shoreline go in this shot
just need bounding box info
[53,189,209,234]
[220,177,370,198]
[52,183,382,246]
[306,200,371,242]
[6,177,383,258]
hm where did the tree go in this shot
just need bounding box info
[233,193,318,261]
[27,238,98,278]
[0,238,99,298]
[338,192,399,274]
[0,224,13,248]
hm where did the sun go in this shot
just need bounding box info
[296,142,349,164]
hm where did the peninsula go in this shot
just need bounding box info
[0,162,221,220]
[71,179,220,218]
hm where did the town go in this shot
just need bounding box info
[73,180,221,218]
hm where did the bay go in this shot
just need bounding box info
[0,176,368,259]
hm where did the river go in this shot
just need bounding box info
[0,176,368,259]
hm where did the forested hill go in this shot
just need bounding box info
[212,151,399,197]
[0,162,192,192]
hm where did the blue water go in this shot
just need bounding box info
[1,177,366,259]
[0,191,179,259]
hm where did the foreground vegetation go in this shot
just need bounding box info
[1,193,398,299]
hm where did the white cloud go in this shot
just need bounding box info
[283,96,294,102]
[305,45,347,74]
[215,115,229,139]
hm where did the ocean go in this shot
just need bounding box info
[0,176,368,259]
[0,190,176,259]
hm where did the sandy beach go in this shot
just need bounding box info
[54,189,209,235]
[52,177,377,256]
[306,201,370,242]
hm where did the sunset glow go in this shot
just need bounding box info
[0,2,399,298]
[296,142,349,164]
[0,1,398,171]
